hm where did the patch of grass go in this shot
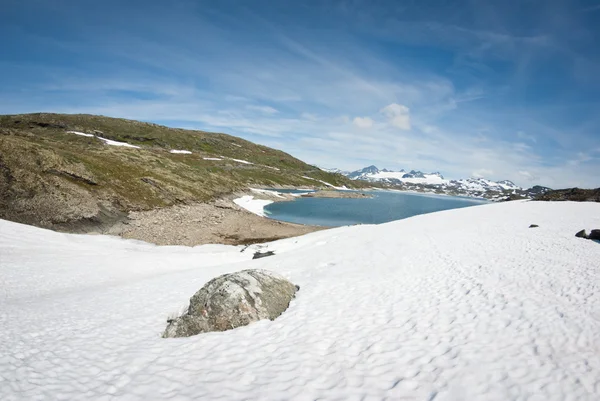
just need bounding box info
[0,113,362,226]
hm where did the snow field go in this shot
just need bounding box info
[1,201,600,400]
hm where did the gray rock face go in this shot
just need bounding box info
[253,250,275,259]
[163,269,298,338]
[575,230,588,239]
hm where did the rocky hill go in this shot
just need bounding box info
[0,113,362,232]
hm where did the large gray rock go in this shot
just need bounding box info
[163,269,298,338]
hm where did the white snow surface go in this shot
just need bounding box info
[67,130,94,137]
[2,201,600,400]
[96,136,141,149]
[250,188,285,198]
[230,158,253,165]
[66,131,140,149]
[233,195,273,216]
[203,157,223,161]
[301,175,348,190]
[169,150,192,154]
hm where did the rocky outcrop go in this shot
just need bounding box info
[163,269,298,338]
[575,229,600,241]
[253,250,275,259]
[535,188,600,202]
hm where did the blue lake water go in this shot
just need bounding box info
[264,190,489,227]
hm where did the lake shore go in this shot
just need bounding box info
[104,196,325,246]
[89,188,370,247]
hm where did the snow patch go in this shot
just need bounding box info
[96,136,140,149]
[233,195,273,216]
[250,188,285,198]
[67,130,94,137]
[67,131,140,149]
[302,176,348,190]
[170,150,192,154]
[203,157,223,161]
[230,158,254,165]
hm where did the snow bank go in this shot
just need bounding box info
[230,158,253,165]
[170,149,192,154]
[2,201,600,400]
[96,136,141,149]
[66,131,140,149]
[67,130,94,137]
[233,195,273,216]
[250,188,285,198]
[302,175,349,190]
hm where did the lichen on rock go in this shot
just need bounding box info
[163,269,298,338]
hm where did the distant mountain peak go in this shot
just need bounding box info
[338,165,539,200]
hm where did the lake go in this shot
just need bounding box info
[264,190,489,227]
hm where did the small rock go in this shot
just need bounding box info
[575,229,588,239]
[588,229,600,241]
[163,269,297,338]
[529,224,539,228]
[253,250,275,259]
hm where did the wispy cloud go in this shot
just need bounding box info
[352,117,374,128]
[0,0,598,188]
[517,131,536,143]
[246,105,279,115]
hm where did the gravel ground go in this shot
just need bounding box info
[114,197,324,246]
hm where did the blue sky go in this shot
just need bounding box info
[2,0,599,188]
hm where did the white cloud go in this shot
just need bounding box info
[352,116,374,128]
[513,142,531,152]
[301,113,318,121]
[517,131,536,143]
[518,171,538,181]
[380,103,411,130]
[472,169,493,178]
[246,105,279,114]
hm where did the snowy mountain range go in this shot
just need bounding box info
[324,165,549,200]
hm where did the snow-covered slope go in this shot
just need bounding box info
[2,201,600,400]
[370,170,447,185]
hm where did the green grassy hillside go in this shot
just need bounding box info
[0,113,362,230]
